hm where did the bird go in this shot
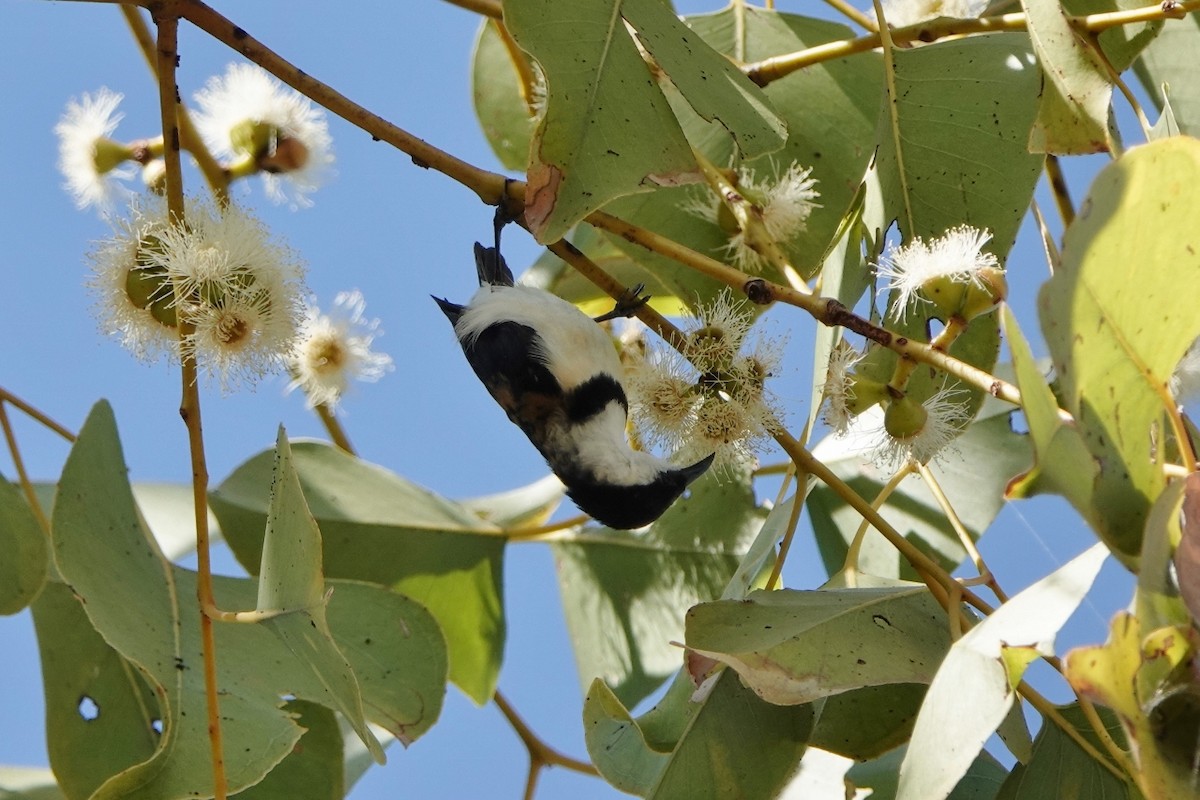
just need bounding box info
[432,236,713,529]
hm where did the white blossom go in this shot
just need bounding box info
[287,290,394,409]
[56,88,135,212]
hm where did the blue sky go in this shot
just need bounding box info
[0,1,1139,798]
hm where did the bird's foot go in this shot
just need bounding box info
[594,284,650,323]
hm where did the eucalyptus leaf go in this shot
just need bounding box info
[553,468,766,707]
[211,441,503,704]
[1020,0,1115,154]
[1037,137,1200,565]
[896,544,1108,800]
[471,19,534,172]
[0,472,47,614]
[1134,14,1200,137]
[504,0,698,243]
[685,585,951,706]
[0,767,65,800]
[51,404,446,799]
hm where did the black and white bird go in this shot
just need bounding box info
[433,240,713,529]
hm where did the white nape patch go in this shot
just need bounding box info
[548,405,671,486]
[455,285,623,391]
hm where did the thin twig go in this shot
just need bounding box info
[1019,681,1132,781]
[917,462,1009,603]
[314,403,355,454]
[0,404,51,535]
[441,0,503,19]
[840,463,915,583]
[493,689,600,789]
[506,514,591,540]
[823,0,879,31]
[0,387,77,442]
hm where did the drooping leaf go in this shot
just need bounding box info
[1020,0,1115,154]
[874,33,1044,254]
[808,389,1030,580]
[685,585,951,706]
[31,581,159,800]
[1174,472,1200,622]
[471,19,535,172]
[1134,14,1200,137]
[584,669,814,799]
[51,404,446,799]
[995,703,1138,800]
[620,0,787,157]
[211,441,503,704]
[603,7,882,303]
[808,683,928,760]
[552,468,766,707]
[231,701,343,800]
[897,543,1109,800]
[1036,137,1200,566]
[0,472,47,614]
[504,0,698,243]
[458,473,564,529]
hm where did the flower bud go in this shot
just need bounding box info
[229,119,276,160]
[91,137,134,175]
[884,394,929,441]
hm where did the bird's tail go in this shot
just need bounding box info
[473,242,515,287]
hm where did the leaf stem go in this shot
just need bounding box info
[839,463,915,582]
[765,467,807,590]
[917,462,1009,603]
[1017,682,1133,782]
[314,403,356,454]
[1043,155,1075,230]
[441,0,503,19]
[506,513,591,540]
[872,0,916,237]
[823,0,879,31]
[0,387,76,443]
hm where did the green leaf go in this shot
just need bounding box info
[620,0,786,157]
[1134,15,1200,137]
[849,746,1010,800]
[584,669,814,798]
[552,468,766,707]
[210,441,503,704]
[51,404,445,798]
[808,389,1030,579]
[875,33,1044,253]
[809,683,928,760]
[458,474,564,529]
[604,8,882,298]
[0,473,47,614]
[471,20,534,171]
[897,543,1108,800]
[1037,137,1200,565]
[31,581,158,800]
[1020,0,1115,154]
[685,585,951,705]
[504,0,698,243]
[0,767,65,800]
[257,427,325,614]
[232,701,342,800]
[995,703,1137,800]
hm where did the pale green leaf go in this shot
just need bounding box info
[808,389,1030,579]
[51,404,444,798]
[459,474,564,529]
[1149,92,1180,141]
[875,33,1044,253]
[257,427,324,613]
[995,704,1137,800]
[32,482,220,563]
[896,543,1108,800]
[685,586,951,705]
[584,669,814,799]
[621,0,786,157]
[1038,137,1200,565]
[1061,0,1161,72]
[0,767,65,800]
[808,683,927,760]
[31,581,158,800]
[1020,0,1115,154]
[0,473,47,614]
[1134,15,1200,137]
[552,468,766,707]
[210,441,503,705]
[504,0,697,243]
[471,20,533,171]
[604,8,882,299]
[231,701,342,800]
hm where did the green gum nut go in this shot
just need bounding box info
[92,137,134,175]
[846,376,888,415]
[124,265,177,327]
[919,274,969,319]
[884,394,928,441]
[959,267,1008,321]
[229,118,276,159]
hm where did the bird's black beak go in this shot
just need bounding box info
[682,453,715,484]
